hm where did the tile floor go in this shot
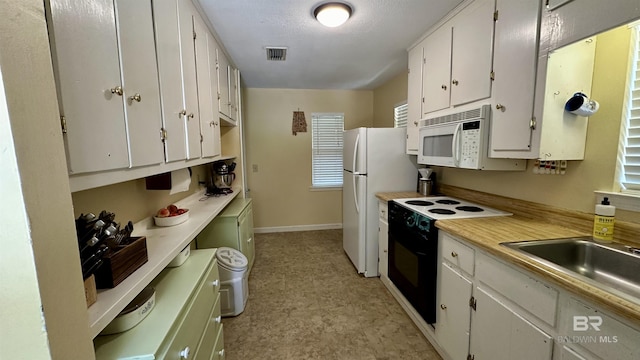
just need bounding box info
[222,230,442,359]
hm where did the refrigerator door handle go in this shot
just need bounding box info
[352,133,361,175]
[353,174,360,214]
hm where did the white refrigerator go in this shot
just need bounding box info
[343,127,417,277]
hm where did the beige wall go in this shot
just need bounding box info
[373,71,408,128]
[436,25,633,219]
[71,165,209,223]
[244,88,373,229]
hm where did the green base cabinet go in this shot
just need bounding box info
[94,249,224,359]
[197,198,254,273]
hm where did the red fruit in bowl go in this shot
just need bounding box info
[156,208,170,218]
[177,208,187,215]
[168,204,178,214]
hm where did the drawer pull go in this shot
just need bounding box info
[212,279,220,287]
[440,304,447,310]
[214,315,222,324]
[180,346,190,359]
[451,251,458,258]
[218,349,225,358]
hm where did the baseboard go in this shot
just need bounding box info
[253,223,342,234]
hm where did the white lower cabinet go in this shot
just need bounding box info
[433,232,640,360]
[437,233,554,360]
[378,201,389,277]
[469,285,553,360]
[560,345,591,360]
[436,262,473,360]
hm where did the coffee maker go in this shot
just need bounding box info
[206,161,236,195]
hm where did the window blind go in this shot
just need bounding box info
[621,26,640,191]
[312,113,344,187]
[394,102,408,128]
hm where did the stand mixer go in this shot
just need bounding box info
[207,161,236,195]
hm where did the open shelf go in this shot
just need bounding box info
[86,187,241,338]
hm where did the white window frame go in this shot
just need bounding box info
[311,113,344,190]
[617,24,640,195]
[394,101,408,128]
[602,22,640,212]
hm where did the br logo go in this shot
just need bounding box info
[573,316,602,331]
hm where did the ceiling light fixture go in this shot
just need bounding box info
[314,2,353,28]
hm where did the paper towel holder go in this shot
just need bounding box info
[145,167,192,190]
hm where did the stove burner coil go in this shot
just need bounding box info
[435,199,460,205]
[405,200,434,206]
[428,208,456,215]
[456,206,484,212]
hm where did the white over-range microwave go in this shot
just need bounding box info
[418,105,526,171]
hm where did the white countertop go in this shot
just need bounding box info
[87,187,241,338]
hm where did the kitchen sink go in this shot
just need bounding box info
[501,237,640,301]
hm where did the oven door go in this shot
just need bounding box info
[418,122,461,167]
[388,223,438,324]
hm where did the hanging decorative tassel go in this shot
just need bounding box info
[292,110,307,135]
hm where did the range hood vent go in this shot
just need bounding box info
[266,47,287,61]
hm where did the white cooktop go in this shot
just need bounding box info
[393,196,512,220]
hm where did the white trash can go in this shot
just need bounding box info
[215,247,248,317]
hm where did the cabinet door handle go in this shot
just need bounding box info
[179,109,187,117]
[218,349,225,358]
[413,121,418,126]
[247,237,252,243]
[452,79,459,86]
[214,315,222,324]
[441,84,447,90]
[383,249,388,253]
[212,279,220,287]
[451,251,458,258]
[129,93,141,102]
[496,104,506,111]
[110,86,123,96]
[188,113,195,119]
[179,346,190,359]
[440,304,447,310]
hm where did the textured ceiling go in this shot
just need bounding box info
[197,0,464,90]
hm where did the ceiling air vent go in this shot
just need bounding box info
[266,47,287,61]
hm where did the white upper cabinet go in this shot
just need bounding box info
[422,25,452,115]
[490,0,542,153]
[193,13,221,158]
[49,0,130,174]
[420,0,494,116]
[406,45,423,154]
[178,0,202,160]
[230,66,239,121]
[217,50,232,120]
[153,0,188,162]
[450,0,494,106]
[115,0,164,168]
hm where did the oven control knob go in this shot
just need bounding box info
[406,217,416,227]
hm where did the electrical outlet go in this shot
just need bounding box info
[252,164,258,172]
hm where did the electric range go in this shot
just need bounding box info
[386,196,510,325]
[392,196,511,220]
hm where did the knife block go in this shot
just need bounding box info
[95,236,148,289]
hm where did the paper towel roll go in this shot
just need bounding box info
[169,168,191,195]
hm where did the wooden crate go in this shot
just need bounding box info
[95,236,148,289]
